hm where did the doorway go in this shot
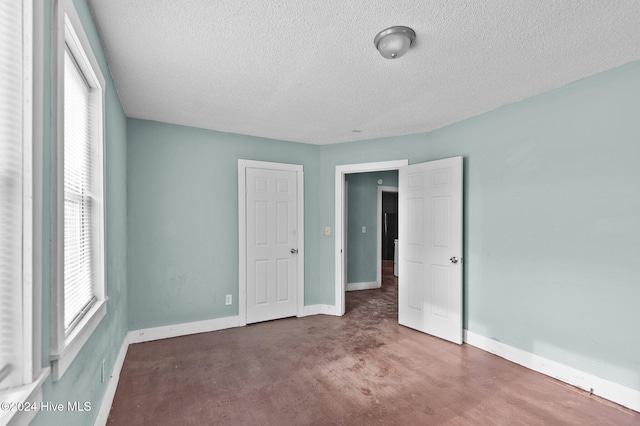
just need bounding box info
[334,160,408,315]
[335,157,463,345]
[344,172,398,292]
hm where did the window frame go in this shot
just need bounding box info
[0,0,32,392]
[0,0,48,424]
[50,0,107,381]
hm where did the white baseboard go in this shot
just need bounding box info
[301,304,339,317]
[128,305,340,341]
[346,281,380,291]
[128,316,242,344]
[94,335,130,426]
[464,330,640,413]
[319,304,337,315]
[301,305,321,316]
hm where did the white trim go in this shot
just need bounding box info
[301,304,339,317]
[319,305,338,316]
[21,0,34,386]
[238,162,247,326]
[50,299,107,381]
[296,168,305,319]
[376,185,398,288]
[238,160,302,173]
[50,0,64,358]
[346,281,380,291]
[31,0,44,383]
[464,330,640,413]
[238,159,304,325]
[335,160,408,316]
[0,0,46,414]
[0,368,49,426]
[94,336,130,426]
[129,316,242,344]
[343,180,348,291]
[301,305,320,316]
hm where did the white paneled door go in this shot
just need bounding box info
[246,167,298,324]
[398,156,463,344]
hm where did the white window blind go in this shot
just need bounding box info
[63,47,99,333]
[0,0,25,390]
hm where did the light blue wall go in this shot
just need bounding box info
[315,61,640,392]
[33,1,129,425]
[126,120,321,329]
[345,171,398,283]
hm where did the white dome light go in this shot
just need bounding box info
[374,26,416,59]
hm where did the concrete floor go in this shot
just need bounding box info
[108,262,640,425]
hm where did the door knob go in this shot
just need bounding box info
[290,248,298,254]
[450,256,458,264]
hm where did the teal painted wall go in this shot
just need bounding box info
[126,120,321,329]
[315,61,640,392]
[345,171,398,283]
[32,1,129,425]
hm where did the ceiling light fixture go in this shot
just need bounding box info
[374,26,416,59]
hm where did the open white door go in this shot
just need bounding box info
[398,156,463,344]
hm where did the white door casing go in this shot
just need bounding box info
[239,160,304,325]
[398,156,463,344]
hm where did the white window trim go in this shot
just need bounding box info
[50,0,107,381]
[21,0,34,389]
[0,370,49,426]
[0,1,49,424]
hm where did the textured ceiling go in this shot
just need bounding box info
[88,0,640,145]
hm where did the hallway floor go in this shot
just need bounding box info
[107,262,639,425]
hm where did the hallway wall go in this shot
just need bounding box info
[345,171,398,284]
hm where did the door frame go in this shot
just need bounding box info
[377,185,398,287]
[238,159,304,326]
[334,160,408,315]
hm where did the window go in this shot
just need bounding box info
[0,1,47,424]
[51,0,107,381]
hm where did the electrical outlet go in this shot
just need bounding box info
[225,294,232,305]
[324,226,331,236]
[362,226,366,233]
[101,359,106,383]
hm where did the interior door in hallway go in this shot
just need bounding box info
[246,167,298,324]
[398,156,463,344]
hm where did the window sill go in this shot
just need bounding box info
[0,368,50,426]
[50,298,108,381]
